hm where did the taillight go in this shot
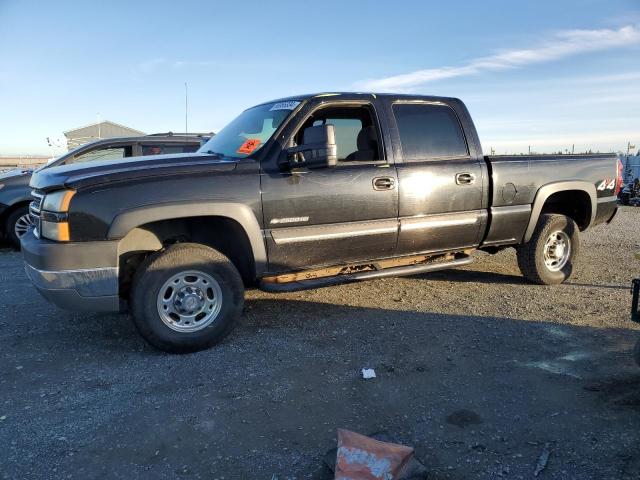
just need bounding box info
[615,159,624,196]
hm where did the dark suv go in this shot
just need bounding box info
[0,134,203,247]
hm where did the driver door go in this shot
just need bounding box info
[260,100,398,272]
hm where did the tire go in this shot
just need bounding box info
[517,214,580,285]
[5,205,32,249]
[130,243,244,353]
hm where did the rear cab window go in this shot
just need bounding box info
[392,103,468,160]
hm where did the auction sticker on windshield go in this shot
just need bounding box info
[269,101,300,111]
[237,138,261,155]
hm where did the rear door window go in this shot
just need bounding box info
[141,144,199,156]
[392,103,468,160]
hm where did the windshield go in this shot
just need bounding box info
[198,101,300,159]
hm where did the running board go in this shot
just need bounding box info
[259,255,473,292]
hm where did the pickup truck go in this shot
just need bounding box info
[22,93,621,353]
[0,134,203,248]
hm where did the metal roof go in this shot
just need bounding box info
[63,120,146,149]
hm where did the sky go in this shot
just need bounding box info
[0,0,639,156]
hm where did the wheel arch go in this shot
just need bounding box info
[523,181,596,242]
[110,202,267,285]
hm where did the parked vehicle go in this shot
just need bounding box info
[0,134,203,248]
[23,93,621,352]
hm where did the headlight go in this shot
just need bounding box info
[42,190,75,212]
[40,189,75,241]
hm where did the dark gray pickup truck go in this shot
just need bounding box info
[22,93,621,352]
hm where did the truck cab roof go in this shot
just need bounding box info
[257,92,461,106]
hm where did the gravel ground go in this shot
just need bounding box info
[1,207,640,479]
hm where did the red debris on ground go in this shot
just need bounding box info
[334,429,415,480]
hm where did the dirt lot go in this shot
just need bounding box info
[1,208,640,479]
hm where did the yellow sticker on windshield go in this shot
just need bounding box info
[237,138,261,155]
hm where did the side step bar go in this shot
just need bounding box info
[259,255,473,292]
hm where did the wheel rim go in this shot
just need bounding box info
[14,213,33,238]
[543,230,571,272]
[156,270,223,333]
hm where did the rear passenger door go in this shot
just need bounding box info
[388,100,486,255]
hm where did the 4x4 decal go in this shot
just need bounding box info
[596,178,615,191]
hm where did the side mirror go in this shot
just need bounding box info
[286,124,338,169]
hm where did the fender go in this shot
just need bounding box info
[0,185,32,211]
[108,201,267,275]
[523,180,597,242]
[0,186,32,230]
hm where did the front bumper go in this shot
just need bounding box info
[21,229,121,312]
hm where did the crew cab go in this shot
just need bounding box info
[22,93,621,352]
[0,134,204,248]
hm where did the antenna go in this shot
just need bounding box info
[184,82,188,134]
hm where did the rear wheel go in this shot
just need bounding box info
[5,205,32,249]
[130,243,244,353]
[517,214,580,285]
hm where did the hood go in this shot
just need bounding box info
[30,153,238,192]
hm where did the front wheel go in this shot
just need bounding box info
[517,214,580,285]
[130,243,245,353]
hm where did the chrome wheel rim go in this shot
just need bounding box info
[156,270,223,333]
[543,230,570,272]
[14,213,33,238]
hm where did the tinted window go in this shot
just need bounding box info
[393,103,467,160]
[141,144,199,156]
[71,146,131,164]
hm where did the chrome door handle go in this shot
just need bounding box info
[456,172,476,185]
[373,176,396,191]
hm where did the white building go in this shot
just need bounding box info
[64,121,145,149]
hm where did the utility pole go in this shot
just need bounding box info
[572,144,574,154]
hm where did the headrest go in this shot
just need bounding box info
[357,126,378,151]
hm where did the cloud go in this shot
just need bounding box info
[355,25,640,91]
[172,60,218,69]
[137,58,167,74]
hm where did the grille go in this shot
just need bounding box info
[29,190,44,238]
